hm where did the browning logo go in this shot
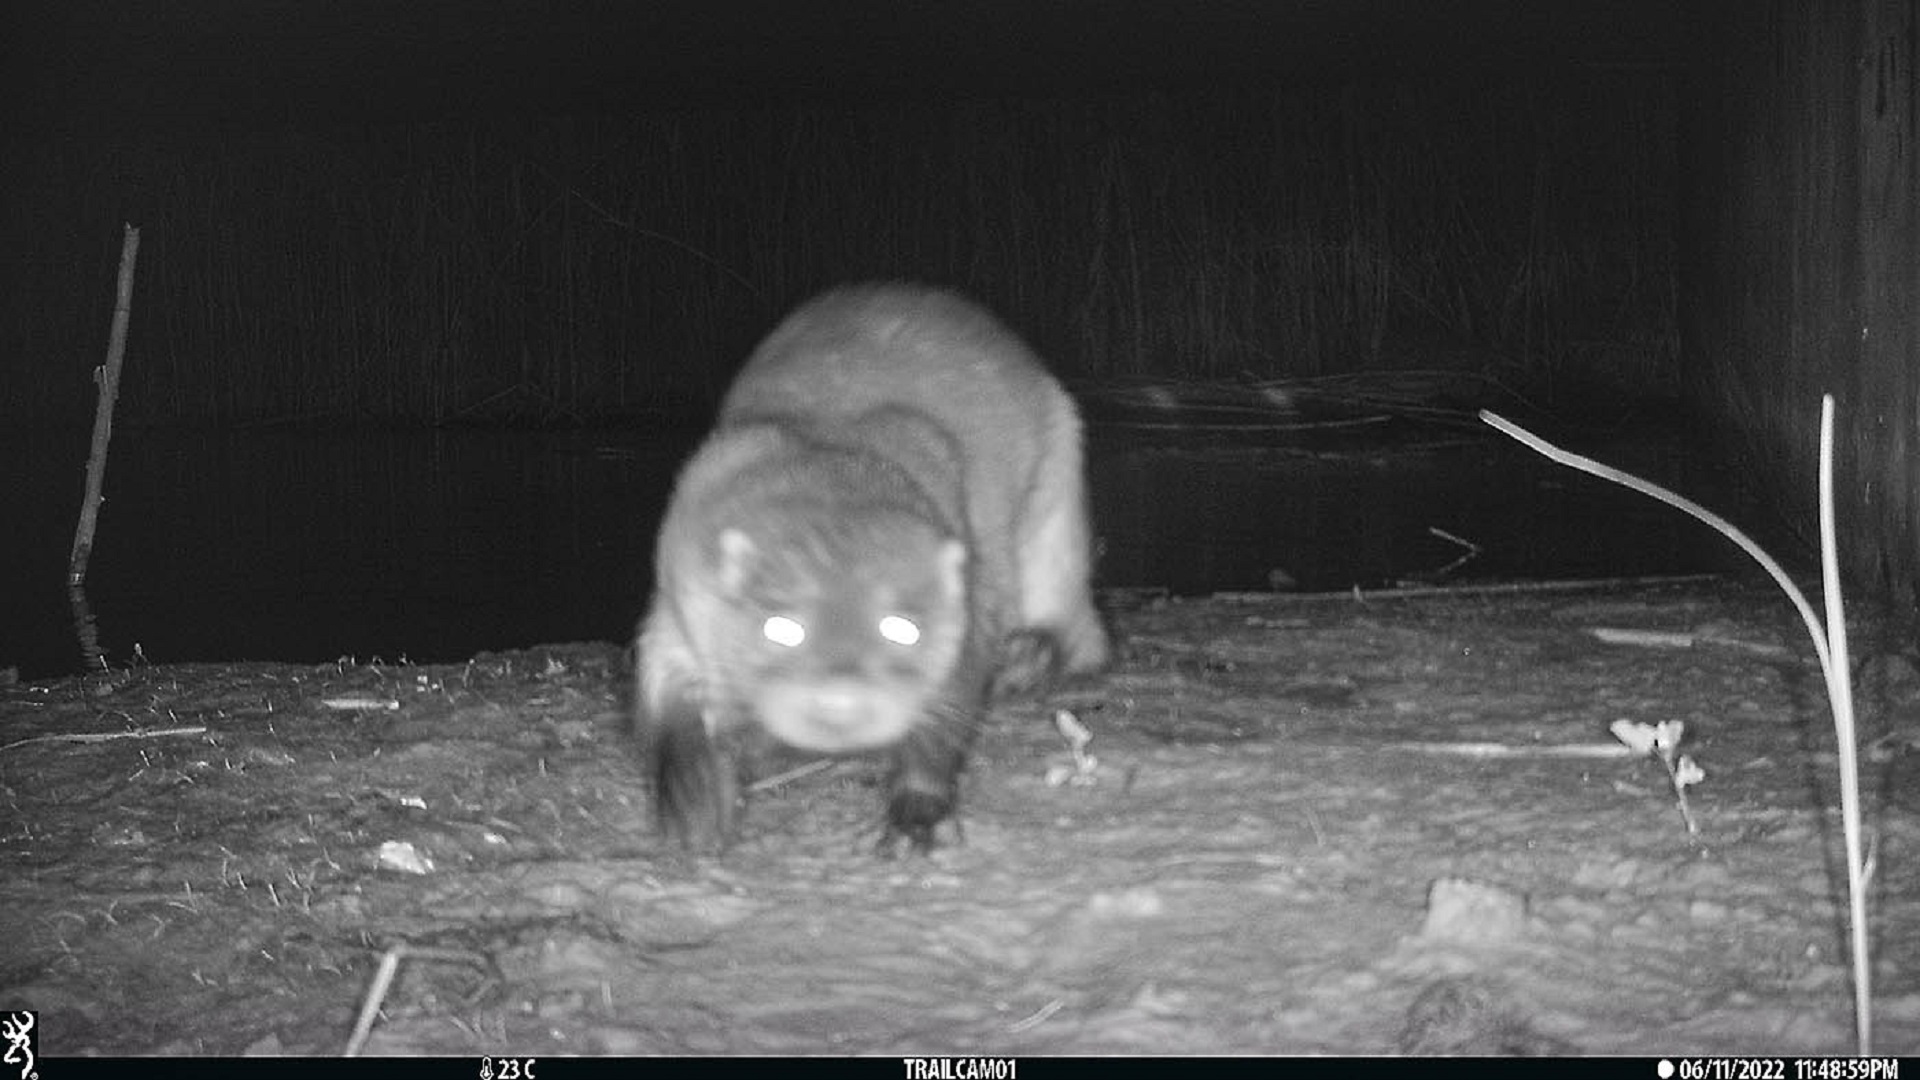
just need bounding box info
[1,1012,34,1080]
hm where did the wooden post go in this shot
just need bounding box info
[69,223,141,586]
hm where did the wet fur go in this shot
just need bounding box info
[635,284,1107,852]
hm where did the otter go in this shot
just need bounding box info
[634,284,1107,851]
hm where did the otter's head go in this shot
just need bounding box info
[707,508,970,752]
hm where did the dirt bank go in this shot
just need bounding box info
[3,577,1916,1055]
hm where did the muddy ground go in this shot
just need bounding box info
[4,576,1920,1057]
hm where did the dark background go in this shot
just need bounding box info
[1,1,1689,430]
[4,2,1684,124]
[0,2,1724,678]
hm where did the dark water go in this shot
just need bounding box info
[2,420,1746,681]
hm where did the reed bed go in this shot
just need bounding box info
[1,75,1678,428]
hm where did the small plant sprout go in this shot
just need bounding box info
[1046,708,1100,787]
[1609,718,1706,834]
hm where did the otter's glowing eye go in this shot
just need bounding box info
[762,615,806,648]
[878,615,921,646]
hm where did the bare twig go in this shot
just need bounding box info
[70,224,142,586]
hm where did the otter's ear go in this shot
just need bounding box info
[717,528,757,596]
[936,538,967,607]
